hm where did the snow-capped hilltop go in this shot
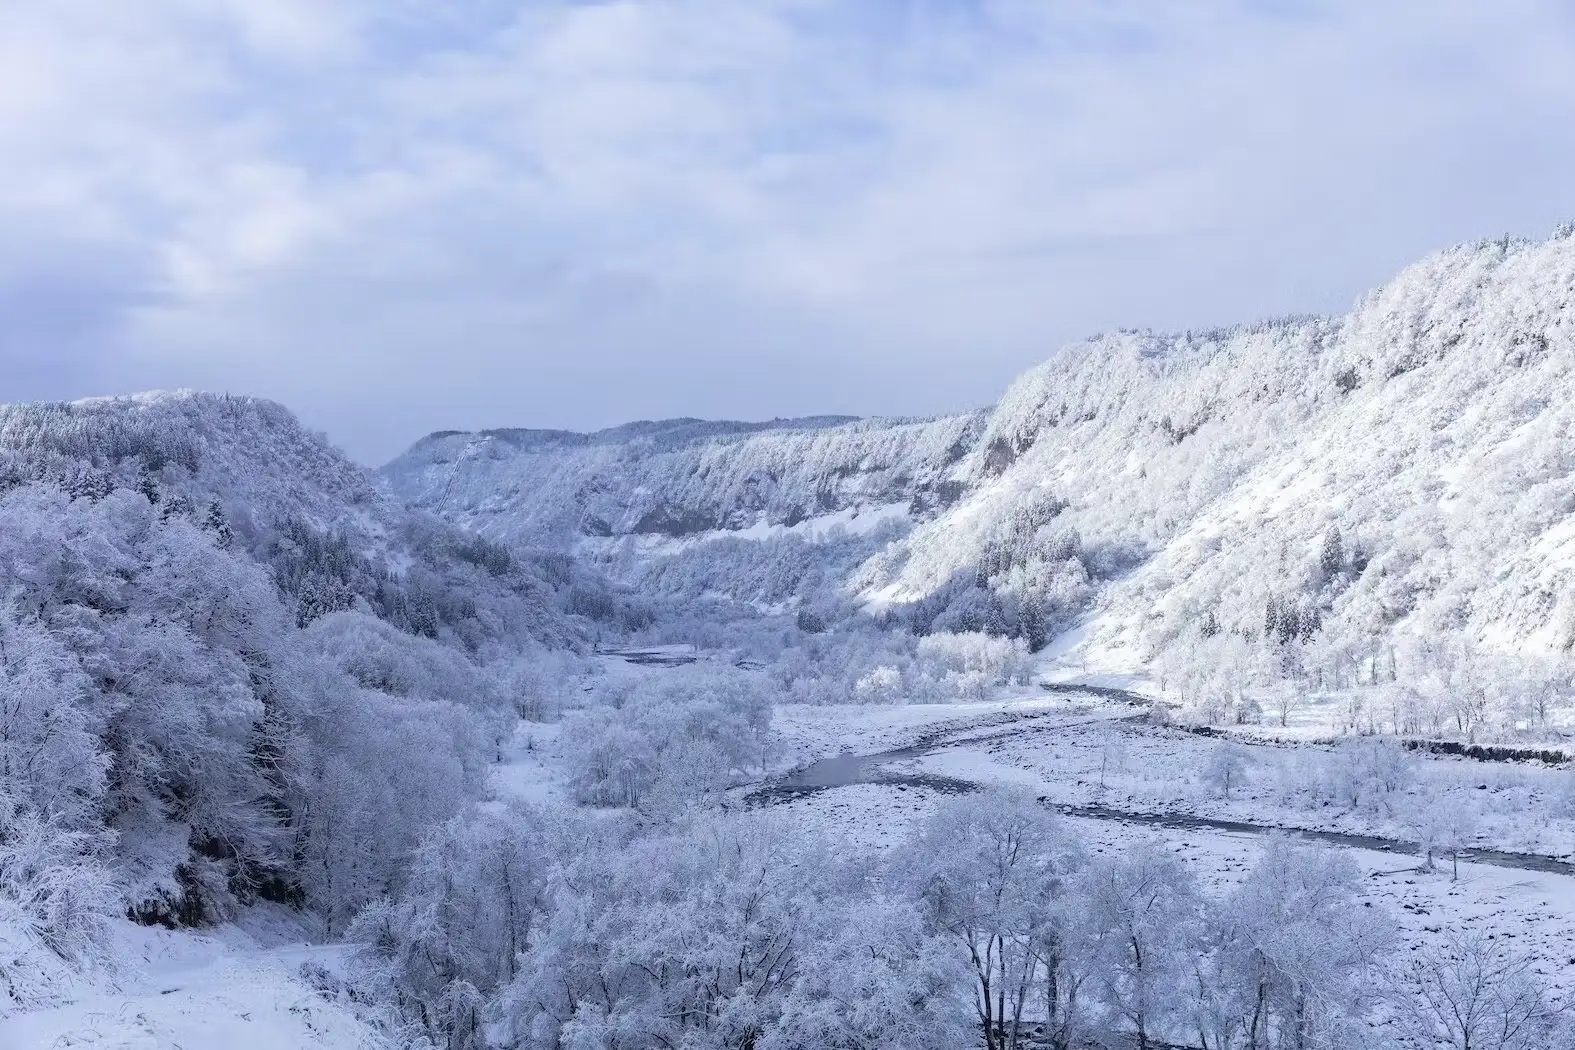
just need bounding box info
[1,390,384,532]
[970,313,1337,477]
[0,389,620,650]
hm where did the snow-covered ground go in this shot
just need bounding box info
[1033,613,1153,694]
[488,719,566,807]
[770,691,1073,764]
[0,909,382,1050]
[907,713,1575,856]
[758,687,1575,1016]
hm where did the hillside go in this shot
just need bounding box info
[871,228,1575,690]
[386,226,1575,690]
[0,391,620,649]
[384,413,983,546]
[0,391,623,967]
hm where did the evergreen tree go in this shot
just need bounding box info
[202,498,234,547]
[136,465,161,505]
[1319,525,1345,582]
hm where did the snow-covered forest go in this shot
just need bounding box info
[12,230,1575,1048]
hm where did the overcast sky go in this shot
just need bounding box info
[3,1,1573,463]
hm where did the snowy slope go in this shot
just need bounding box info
[876,228,1575,668]
[0,915,383,1050]
[385,226,1575,666]
[383,413,983,547]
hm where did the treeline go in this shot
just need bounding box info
[349,786,1566,1050]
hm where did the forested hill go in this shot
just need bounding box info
[0,390,622,649]
[385,225,1575,679]
[0,389,634,978]
[383,413,985,546]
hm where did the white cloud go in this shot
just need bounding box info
[1,0,1573,460]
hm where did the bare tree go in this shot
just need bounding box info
[1389,930,1569,1050]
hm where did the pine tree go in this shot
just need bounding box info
[161,493,194,522]
[136,466,161,506]
[1319,525,1345,582]
[202,499,234,547]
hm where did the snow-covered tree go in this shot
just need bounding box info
[1408,790,1481,880]
[500,814,948,1050]
[1079,841,1202,1050]
[896,787,1084,1050]
[0,609,105,828]
[351,804,550,1050]
[1199,743,1252,801]
[1389,931,1571,1050]
[1199,841,1392,1050]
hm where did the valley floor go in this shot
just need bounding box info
[758,691,1575,1027]
[15,656,1575,1048]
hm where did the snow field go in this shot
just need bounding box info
[0,910,382,1049]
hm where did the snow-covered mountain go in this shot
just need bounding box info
[12,235,1575,1046]
[383,413,984,546]
[385,226,1575,674]
[879,227,1575,677]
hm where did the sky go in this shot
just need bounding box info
[2,1,1574,464]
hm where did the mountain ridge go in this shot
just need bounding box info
[399,414,871,461]
[383,224,1575,679]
